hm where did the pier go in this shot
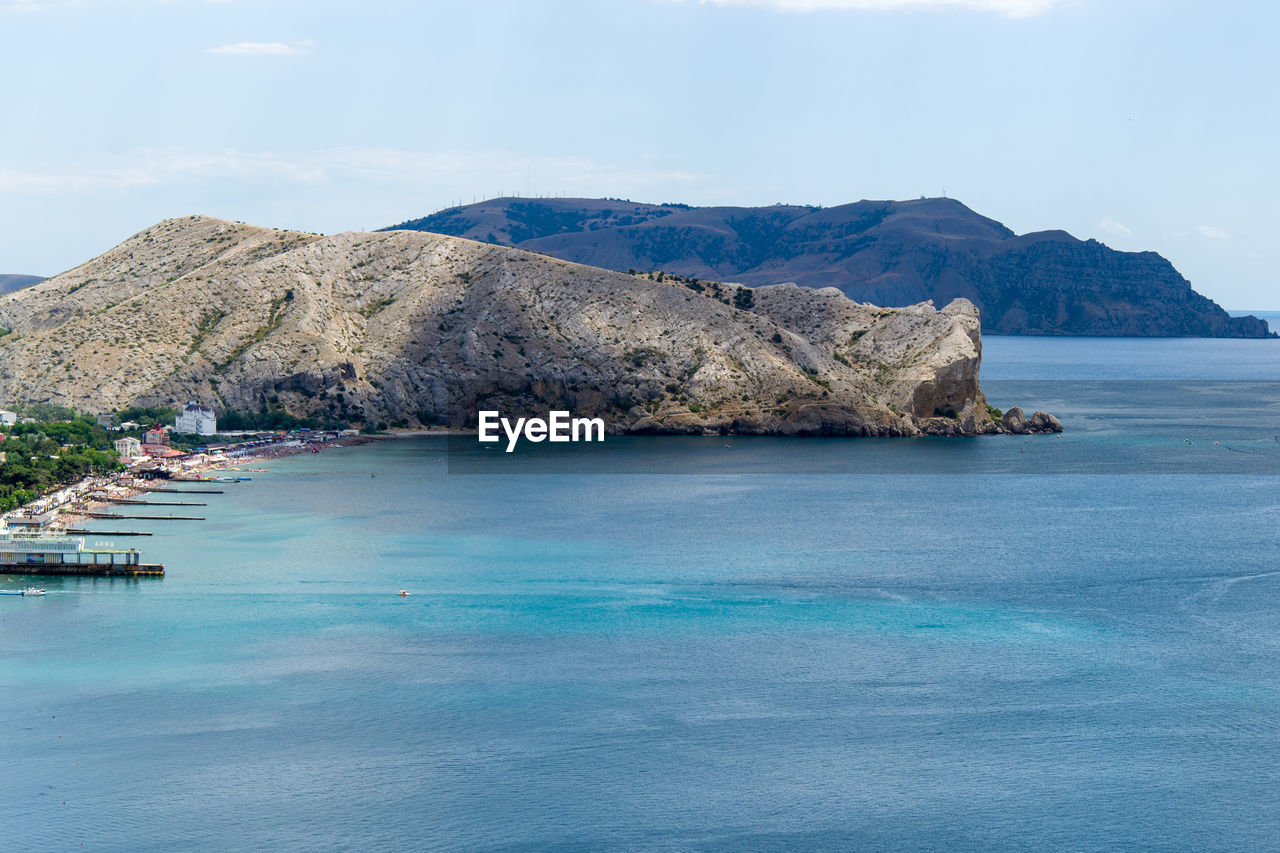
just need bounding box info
[107,498,207,507]
[64,529,153,536]
[84,512,205,521]
[0,563,164,577]
[145,488,224,494]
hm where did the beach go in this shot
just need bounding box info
[5,431,392,532]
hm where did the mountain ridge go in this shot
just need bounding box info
[385,197,1272,338]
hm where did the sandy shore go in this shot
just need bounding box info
[42,433,388,530]
[11,428,465,530]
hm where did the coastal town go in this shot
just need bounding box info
[0,400,366,581]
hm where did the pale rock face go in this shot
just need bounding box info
[0,216,1054,436]
[1002,406,1028,434]
[1029,411,1064,433]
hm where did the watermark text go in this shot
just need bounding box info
[478,410,605,452]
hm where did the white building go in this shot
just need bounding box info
[0,410,16,426]
[175,401,217,436]
[113,437,143,460]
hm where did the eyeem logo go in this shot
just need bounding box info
[478,410,606,452]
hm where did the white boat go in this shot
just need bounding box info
[21,587,46,596]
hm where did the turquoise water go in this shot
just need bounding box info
[4,336,1280,850]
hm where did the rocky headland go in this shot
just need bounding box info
[0,216,1060,437]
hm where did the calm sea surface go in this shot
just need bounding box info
[4,334,1280,850]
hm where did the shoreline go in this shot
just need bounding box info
[9,431,388,533]
[6,416,1065,532]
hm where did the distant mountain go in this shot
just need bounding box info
[0,274,43,295]
[385,198,1273,338]
[0,215,1057,437]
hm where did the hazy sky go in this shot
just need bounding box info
[1,0,1276,308]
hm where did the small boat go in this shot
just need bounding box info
[22,588,46,596]
[398,590,411,597]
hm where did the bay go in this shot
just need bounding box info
[3,334,1280,850]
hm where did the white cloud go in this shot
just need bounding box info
[207,39,312,56]
[0,166,157,192]
[4,0,256,6]
[314,148,700,187]
[1197,225,1228,240]
[1098,218,1132,238]
[0,152,320,193]
[0,147,701,197]
[674,0,1065,16]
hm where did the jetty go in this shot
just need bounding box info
[106,498,207,507]
[146,488,223,494]
[0,563,164,578]
[65,529,153,536]
[84,512,205,521]
[0,524,165,577]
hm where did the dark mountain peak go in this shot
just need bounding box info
[866,198,1017,242]
[386,196,683,246]
[1012,229,1080,245]
[384,197,1273,338]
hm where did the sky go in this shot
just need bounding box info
[0,0,1276,308]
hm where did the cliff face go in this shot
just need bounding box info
[386,197,1273,338]
[0,216,1055,436]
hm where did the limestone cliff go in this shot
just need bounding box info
[0,216,1058,436]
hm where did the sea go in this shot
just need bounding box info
[4,324,1280,851]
